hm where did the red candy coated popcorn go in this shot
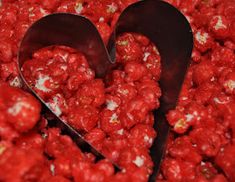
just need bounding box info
[0,0,234,181]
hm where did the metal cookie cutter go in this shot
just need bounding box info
[17,0,193,181]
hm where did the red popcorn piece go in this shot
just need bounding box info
[116,33,143,63]
[66,72,88,91]
[66,53,92,72]
[101,142,122,162]
[41,0,61,11]
[68,105,99,132]
[120,96,150,129]
[118,146,153,171]
[191,49,202,63]
[124,61,148,82]
[0,114,19,140]
[45,93,68,117]
[162,158,196,182]
[15,20,30,40]
[128,124,156,148]
[109,172,131,182]
[192,61,215,86]
[0,38,14,63]
[137,79,161,110]
[76,79,105,107]
[222,71,235,95]
[0,23,14,40]
[167,109,188,133]
[134,34,150,46]
[190,128,223,157]
[186,103,209,125]
[100,109,122,134]
[109,127,128,139]
[216,145,235,181]
[72,160,114,182]
[115,83,137,102]
[137,79,161,95]
[0,84,41,132]
[0,146,44,182]
[15,131,45,151]
[84,128,106,150]
[33,73,59,99]
[217,0,235,20]
[52,156,72,178]
[193,82,221,105]
[28,5,50,23]
[105,94,121,111]
[195,162,220,181]
[194,29,214,52]
[0,61,18,81]
[129,167,150,182]
[211,45,235,67]
[44,128,84,160]
[48,62,69,80]
[0,4,18,25]
[143,53,161,81]
[81,1,119,23]
[94,160,115,178]
[72,162,93,182]
[212,175,228,182]
[224,40,235,50]
[230,22,235,42]
[56,1,77,13]
[211,92,234,118]
[67,67,95,91]
[168,136,202,164]
[193,6,216,28]
[9,74,22,88]
[179,0,200,14]
[209,15,230,38]
[44,176,71,182]
[106,70,126,85]
[144,113,155,126]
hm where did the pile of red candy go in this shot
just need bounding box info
[0,0,234,182]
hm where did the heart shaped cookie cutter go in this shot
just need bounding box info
[17,0,193,181]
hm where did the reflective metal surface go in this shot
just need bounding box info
[17,0,193,181]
